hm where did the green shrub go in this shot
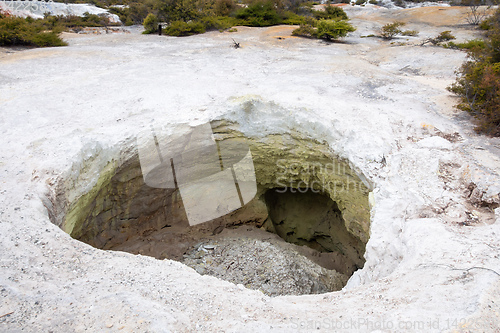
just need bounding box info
[401,29,418,36]
[29,31,67,47]
[201,16,237,31]
[235,1,281,27]
[143,13,159,34]
[40,13,117,29]
[380,21,405,39]
[0,16,66,47]
[479,19,492,30]
[369,0,378,4]
[82,12,108,26]
[291,24,317,38]
[316,19,355,40]
[122,0,353,38]
[312,6,348,20]
[292,18,355,41]
[436,30,455,42]
[108,7,127,23]
[448,8,500,136]
[164,20,206,36]
[355,0,365,5]
[160,0,203,23]
[282,11,307,25]
[214,0,237,16]
[447,39,486,50]
[108,5,149,26]
[422,30,455,46]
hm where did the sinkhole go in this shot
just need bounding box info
[46,120,372,296]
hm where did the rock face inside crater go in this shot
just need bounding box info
[46,120,371,294]
[265,188,366,272]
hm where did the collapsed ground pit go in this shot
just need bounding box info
[46,122,372,296]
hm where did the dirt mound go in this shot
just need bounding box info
[181,227,348,296]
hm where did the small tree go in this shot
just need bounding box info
[448,8,500,136]
[214,0,236,16]
[380,21,405,39]
[143,13,159,34]
[312,5,349,20]
[463,0,491,25]
[315,19,356,41]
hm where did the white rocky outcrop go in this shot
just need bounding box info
[0,1,120,23]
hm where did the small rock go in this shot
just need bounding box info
[195,266,206,275]
[416,137,452,150]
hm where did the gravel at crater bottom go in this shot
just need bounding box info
[180,234,349,296]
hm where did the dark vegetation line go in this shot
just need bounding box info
[0,0,356,44]
[140,0,355,39]
[448,8,500,136]
[0,11,116,47]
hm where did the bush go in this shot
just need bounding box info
[40,13,117,29]
[393,0,406,7]
[126,0,353,38]
[214,0,237,16]
[282,11,307,25]
[0,16,66,47]
[123,0,172,25]
[380,21,405,39]
[446,39,485,50]
[29,31,67,47]
[291,23,316,38]
[401,29,418,36]
[422,30,456,46]
[292,18,355,41]
[316,19,355,40]
[163,20,206,36]
[435,30,455,42]
[201,16,237,31]
[479,19,492,30]
[312,5,348,20]
[160,0,203,23]
[448,8,500,136]
[143,13,159,34]
[235,1,281,27]
[82,12,109,26]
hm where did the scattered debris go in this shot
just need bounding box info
[181,236,348,296]
[0,311,14,319]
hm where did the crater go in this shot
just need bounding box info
[45,120,372,296]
